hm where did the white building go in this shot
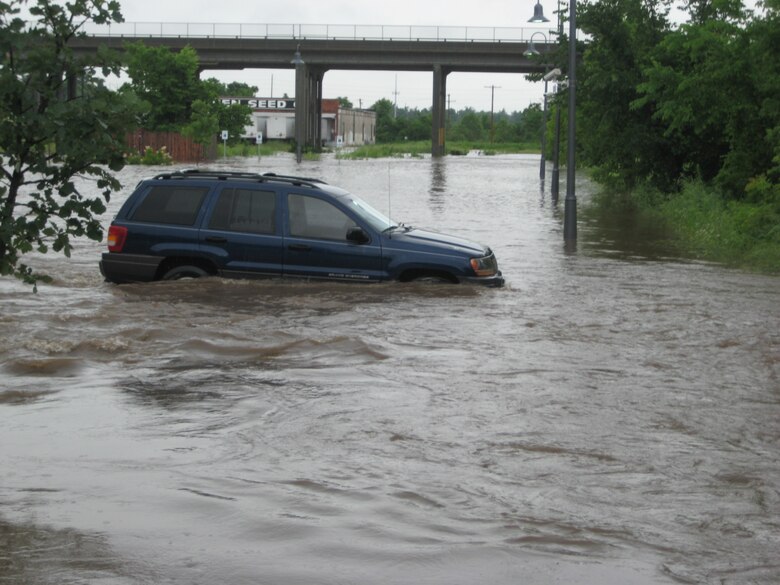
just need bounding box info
[221,97,376,147]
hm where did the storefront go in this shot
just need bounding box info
[221,97,376,146]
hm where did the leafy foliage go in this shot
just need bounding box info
[573,0,779,269]
[125,146,173,165]
[122,47,251,146]
[0,0,140,286]
[369,99,544,145]
[575,0,779,203]
[219,81,258,97]
[123,43,202,131]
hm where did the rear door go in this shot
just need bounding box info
[283,192,383,281]
[199,184,284,278]
[119,182,210,256]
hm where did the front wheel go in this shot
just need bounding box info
[410,274,455,284]
[162,265,208,281]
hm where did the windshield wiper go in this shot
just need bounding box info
[382,224,401,233]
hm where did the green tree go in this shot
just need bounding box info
[222,81,258,97]
[577,0,673,190]
[636,1,778,197]
[337,96,353,109]
[0,0,140,286]
[450,109,486,141]
[515,103,544,143]
[371,98,401,142]
[124,43,201,130]
[200,78,251,144]
[182,99,219,157]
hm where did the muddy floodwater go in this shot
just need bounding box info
[1,154,778,585]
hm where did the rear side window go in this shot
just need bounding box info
[208,188,276,234]
[130,185,209,225]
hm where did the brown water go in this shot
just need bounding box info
[1,154,778,585]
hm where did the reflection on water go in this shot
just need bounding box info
[1,154,778,585]
[429,157,448,213]
[0,517,137,584]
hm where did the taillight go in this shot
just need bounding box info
[106,225,128,252]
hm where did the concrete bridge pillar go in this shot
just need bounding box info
[308,69,325,150]
[293,60,308,162]
[294,62,326,160]
[431,65,449,157]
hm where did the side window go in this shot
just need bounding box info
[208,188,276,234]
[288,194,355,241]
[130,185,208,225]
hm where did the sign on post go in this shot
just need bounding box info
[221,130,228,158]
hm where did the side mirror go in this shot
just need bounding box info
[346,226,370,244]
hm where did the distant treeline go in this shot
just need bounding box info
[367,98,543,145]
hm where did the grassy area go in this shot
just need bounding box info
[589,180,780,273]
[335,141,539,159]
[211,140,539,160]
[223,141,293,157]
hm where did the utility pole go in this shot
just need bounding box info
[447,93,456,125]
[484,85,501,142]
[393,75,400,118]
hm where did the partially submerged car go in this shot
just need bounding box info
[100,170,504,286]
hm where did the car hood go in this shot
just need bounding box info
[386,227,488,256]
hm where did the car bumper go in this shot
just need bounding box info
[100,253,162,283]
[462,270,505,287]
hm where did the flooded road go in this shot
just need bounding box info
[1,154,778,584]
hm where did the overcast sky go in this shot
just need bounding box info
[113,0,554,113]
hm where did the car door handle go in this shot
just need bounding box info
[288,244,311,252]
[205,236,227,243]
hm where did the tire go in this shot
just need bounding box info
[162,265,208,281]
[411,274,454,284]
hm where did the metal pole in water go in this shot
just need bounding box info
[563,0,577,241]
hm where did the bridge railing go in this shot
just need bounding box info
[80,22,556,43]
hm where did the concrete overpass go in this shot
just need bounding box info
[70,23,557,157]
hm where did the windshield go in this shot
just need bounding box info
[344,194,396,232]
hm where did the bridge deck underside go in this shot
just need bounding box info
[71,36,552,155]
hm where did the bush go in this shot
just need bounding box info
[125,146,173,165]
[587,179,780,273]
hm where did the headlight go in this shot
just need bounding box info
[470,253,498,277]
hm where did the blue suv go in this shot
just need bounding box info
[100,170,504,286]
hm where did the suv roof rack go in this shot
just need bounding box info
[261,172,327,184]
[152,169,328,188]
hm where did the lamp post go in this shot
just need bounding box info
[542,69,561,187]
[291,44,305,163]
[564,0,577,242]
[529,0,576,241]
[551,82,562,205]
[523,31,550,182]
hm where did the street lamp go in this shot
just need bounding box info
[541,68,561,185]
[564,0,577,242]
[528,0,576,241]
[523,32,548,181]
[522,31,548,59]
[528,0,550,23]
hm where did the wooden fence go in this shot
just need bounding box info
[125,130,217,162]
